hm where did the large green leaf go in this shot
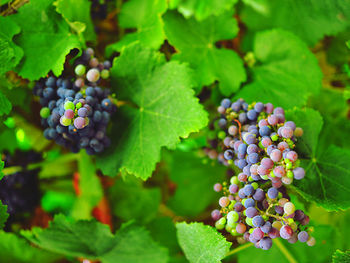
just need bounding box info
[107,0,167,53]
[170,0,238,21]
[9,0,80,80]
[176,222,231,263]
[71,151,103,219]
[286,108,350,210]
[237,225,339,263]
[241,0,350,45]
[236,29,323,108]
[308,88,350,149]
[96,43,208,180]
[333,250,350,263]
[163,10,246,95]
[22,214,168,263]
[54,0,96,41]
[0,231,61,263]
[0,16,23,75]
[108,176,161,224]
[167,151,226,217]
[101,222,169,263]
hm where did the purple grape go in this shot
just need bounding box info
[265,103,274,114]
[261,221,272,234]
[64,109,75,119]
[280,225,293,239]
[261,136,272,147]
[248,153,259,164]
[261,157,274,169]
[293,167,305,180]
[74,117,86,129]
[78,107,88,117]
[247,144,258,154]
[253,188,265,201]
[229,184,239,193]
[260,237,272,250]
[252,228,264,241]
[246,207,258,218]
[298,231,309,242]
[286,151,298,162]
[220,98,231,108]
[252,216,265,227]
[254,102,264,113]
[244,198,255,208]
[213,183,222,192]
[243,184,255,196]
[281,126,294,138]
[270,149,282,162]
[211,209,221,221]
[267,187,278,199]
[268,115,278,125]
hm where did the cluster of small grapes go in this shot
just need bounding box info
[207,98,315,250]
[0,150,42,229]
[33,48,116,154]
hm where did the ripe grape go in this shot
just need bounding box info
[280,225,293,239]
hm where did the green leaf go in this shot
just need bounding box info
[286,108,350,210]
[54,0,96,41]
[167,151,226,217]
[0,231,61,263]
[107,0,167,53]
[0,16,23,75]
[108,176,161,224]
[241,0,350,45]
[0,200,8,229]
[101,222,169,263]
[23,215,168,263]
[96,43,208,180]
[308,89,350,149]
[170,0,238,21]
[71,151,103,219]
[333,250,350,263]
[236,29,322,108]
[9,0,80,80]
[237,225,339,263]
[147,217,181,255]
[176,222,231,263]
[0,90,12,116]
[163,10,246,95]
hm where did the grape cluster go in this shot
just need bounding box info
[208,98,315,250]
[0,150,42,228]
[33,48,116,154]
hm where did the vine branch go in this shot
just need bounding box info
[273,239,298,263]
[225,242,254,258]
[0,0,28,16]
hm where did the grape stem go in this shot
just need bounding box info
[224,242,254,258]
[233,119,242,141]
[158,204,185,222]
[0,0,28,16]
[273,238,298,263]
[1,153,79,177]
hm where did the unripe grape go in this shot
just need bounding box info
[75,64,86,76]
[40,107,50,118]
[284,202,295,215]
